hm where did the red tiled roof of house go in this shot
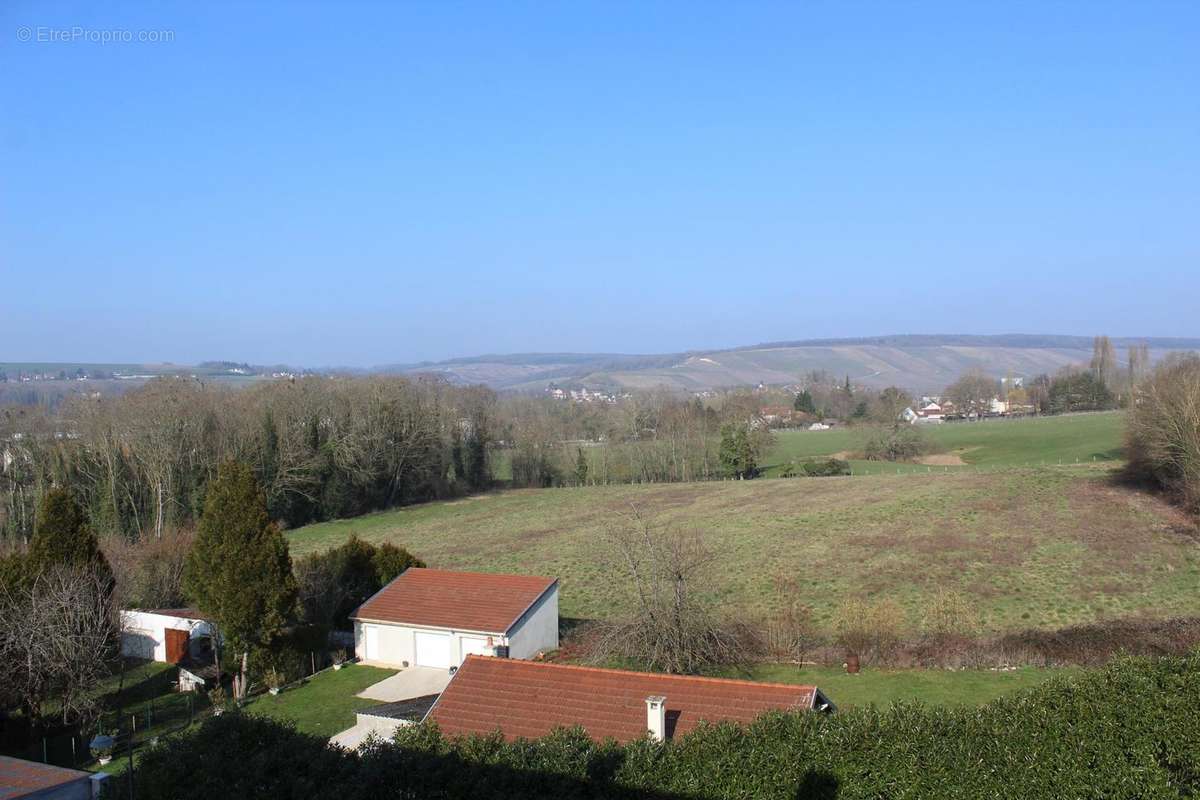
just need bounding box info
[0,755,92,799]
[351,569,557,633]
[427,656,827,742]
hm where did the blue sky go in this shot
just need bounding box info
[2,2,1197,366]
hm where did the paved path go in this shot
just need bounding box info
[356,666,451,702]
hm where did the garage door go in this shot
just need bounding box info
[414,631,451,668]
[460,636,492,660]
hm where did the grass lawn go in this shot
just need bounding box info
[762,411,1125,477]
[244,665,398,738]
[727,664,1081,707]
[288,463,1200,634]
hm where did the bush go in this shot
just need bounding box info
[1126,353,1200,514]
[800,458,851,477]
[862,425,928,462]
[915,589,981,665]
[294,535,425,629]
[1048,370,1117,413]
[832,598,906,666]
[118,654,1200,799]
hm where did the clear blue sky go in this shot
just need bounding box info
[2,2,1197,366]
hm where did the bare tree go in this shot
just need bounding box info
[0,564,118,731]
[588,507,750,674]
[762,575,819,667]
[1091,334,1118,391]
[945,370,1001,418]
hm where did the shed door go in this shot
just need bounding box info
[460,635,492,661]
[414,631,451,668]
[165,628,189,664]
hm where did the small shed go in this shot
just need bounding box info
[119,608,215,664]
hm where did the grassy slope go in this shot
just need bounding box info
[762,411,1125,476]
[289,464,1199,633]
[244,665,397,738]
[732,664,1079,707]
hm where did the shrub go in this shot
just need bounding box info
[921,589,980,640]
[1126,353,1200,514]
[832,598,906,666]
[800,458,851,477]
[862,425,928,462]
[915,589,981,666]
[294,535,425,629]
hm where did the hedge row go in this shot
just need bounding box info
[112,654,1200,799]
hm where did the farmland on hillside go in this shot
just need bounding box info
[289,465,1199,633]
[763,411,1125,477]
[490,410,1125,481]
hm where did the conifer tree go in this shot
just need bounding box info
[184,461,296,699]
[28,487,110,580]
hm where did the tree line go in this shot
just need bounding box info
[0,376,495,545]
[0,460,425,745]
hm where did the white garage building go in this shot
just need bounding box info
[351,568,559,669]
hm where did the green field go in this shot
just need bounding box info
[763,411,1125,476]
[729,664,1079,707]
[289,462,1199,633]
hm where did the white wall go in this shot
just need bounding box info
[119,611,214,662]
[354,584,559,668]
[507,585,559,660]
[355,621,509,669]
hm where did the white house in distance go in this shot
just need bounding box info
[350,568,559,670]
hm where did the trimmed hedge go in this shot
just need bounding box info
[111,654,1200,799]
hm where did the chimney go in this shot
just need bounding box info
[645,695,667,741]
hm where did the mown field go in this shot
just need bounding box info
[762,410,1125,476]
[289,462,1199,634]
[491,410,1125,480]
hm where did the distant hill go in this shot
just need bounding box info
[379,334,1200,393]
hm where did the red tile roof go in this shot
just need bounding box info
[427,657,829,743]
[0,755,92,799]
[351,569,557,633]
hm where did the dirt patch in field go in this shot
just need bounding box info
[914,453,967,466]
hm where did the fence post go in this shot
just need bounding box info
[128,715,135,800]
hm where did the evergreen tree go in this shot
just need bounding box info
[373,542,426,586]
[464,430,489,491]
[793,390,817,415]
[28,487,110,578]
[574,448,589,485]
[184,461,297,699]
[718,423,758,479]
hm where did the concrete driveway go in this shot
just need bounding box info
[357,666,451,702]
